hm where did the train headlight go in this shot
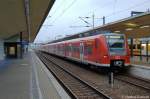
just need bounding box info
[103,55,108,58]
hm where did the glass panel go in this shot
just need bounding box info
[84,45,93,55]
[106,35,126,55]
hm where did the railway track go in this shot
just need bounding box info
[36,51,150,99]
[36,52,111,99]
[115,74,150,91]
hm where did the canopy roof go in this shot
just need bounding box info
[96,12,150,38]
[0,0,55,42]
[76,12,150,38]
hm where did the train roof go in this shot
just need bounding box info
[46,33,125,46]
[103,33,125,36]
[48,30,110,43]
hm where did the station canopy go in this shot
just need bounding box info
[96,12,150,38]
[0,0,55,42]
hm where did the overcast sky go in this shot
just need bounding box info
[34,0,150,43]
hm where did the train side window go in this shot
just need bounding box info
[66,46,69,52]
[84,45,93,55]
[69,44,72,52]
[72,45,80,53]
[72,46,75,52]
[62,45,64,52]
[68,45,71,52]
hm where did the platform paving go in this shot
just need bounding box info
[0,50,70,99]
[30,51,70,99]
[0,55,31,99]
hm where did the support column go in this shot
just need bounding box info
[20,32,23,58]
[130,38,133,57]
[140,41,142,61]
[146,41,149,62]
[103,16,105,25]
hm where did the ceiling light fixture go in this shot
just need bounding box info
[114,30,120,33]
[140,25,150,28]
[125,23,138,27]
[125,28,133,31]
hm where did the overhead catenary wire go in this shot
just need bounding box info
[42,0,67,26]
[43,0,150,38]
[50,0,77,24]
[69,0,119,28]
[105,0,150,18]
[83,0,150,26]
[84,0,116,17]
[48,0,149,27]
[79,17,92,26]
[50,0,67,17]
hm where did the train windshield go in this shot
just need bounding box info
[106,35,126,55]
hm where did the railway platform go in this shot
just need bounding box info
[127,56,150,80]
[0,50,70,99]
[131,56,150,68]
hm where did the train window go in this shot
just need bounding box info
[66,46,69,52]
[61,45,64,52]
[106,35,126,55]
[84,45,93,55]
[67,45,71,52]
[72,46,80,53]
[72,46,75,52]
[69,44,72,52]
[76,46,80,53]
[106,35,124,49]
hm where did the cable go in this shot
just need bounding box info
[69,0,116,28]
[50,0,67,17]
[105,0,150,18]
[90,0,150,25]
[85,0,116,17]
[50,0,77,24]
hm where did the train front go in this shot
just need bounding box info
[105,34,130,68]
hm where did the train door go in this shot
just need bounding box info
[80,42,84,61]
[69,44,72,57]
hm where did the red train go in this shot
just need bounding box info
[39,33,130,68]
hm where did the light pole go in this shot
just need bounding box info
[92,13,95,29]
